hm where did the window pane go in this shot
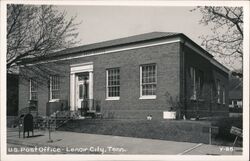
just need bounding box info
[217,80,221,103]
[51,76,60,99]
[30,79,38,100]
[107,68,120,97]
[79,84,83,99]
[141,64,156,96]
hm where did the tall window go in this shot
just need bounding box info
[197,70,204,97]
[79,84,84,99]
[106,68,120,99]
[222,85,225,104]
[140,64,157,98]
[216,79,221,104]
[190,67,203,100]
[190,67,196,100]
[50,76,60,100]
[30,79,38,100]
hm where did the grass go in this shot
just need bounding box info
[58,117,243,146]
[58,119,212,144]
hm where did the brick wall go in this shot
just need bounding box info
[183,45,229,118]
[18,41,229,119]
[19,42,181,119]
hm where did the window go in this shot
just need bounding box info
[140,64,157,99]
[197,70,204,98]
[210,84,214,103]
[106,68,120,100]
[79,84,83,99]
[222,85,225,104]
[190,67,203,100]
[30,79,38,100]
[50,75,60,100]
[190,67,196,100]
[216,79,221,104]
[233,100,238,106]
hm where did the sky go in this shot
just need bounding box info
[56,5,241,70]
[57,6,209,45]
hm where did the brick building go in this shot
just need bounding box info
[18,32,229,119]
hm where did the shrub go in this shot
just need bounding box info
[211,117,242,141]
[229,108,242,113]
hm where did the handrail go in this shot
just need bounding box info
[81,99,101,113]
[48,110,73,129]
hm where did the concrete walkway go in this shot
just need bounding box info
[7,128,242,155]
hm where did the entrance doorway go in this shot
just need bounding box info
[75,72,89,110]
[70,62,93,112]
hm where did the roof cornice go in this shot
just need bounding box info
[23,36,182,66]
[21,32,229,74]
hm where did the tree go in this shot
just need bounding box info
[7,4,80,73]
[193,7,243,71]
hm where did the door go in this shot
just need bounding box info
[75,73,89,109]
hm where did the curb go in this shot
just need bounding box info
[178,143,203,155]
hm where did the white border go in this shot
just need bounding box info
[242,2,249,160]
[1,1,249,161]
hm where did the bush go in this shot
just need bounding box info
[229,108,242,113]
[211,117,242,141]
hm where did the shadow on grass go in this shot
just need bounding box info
[46,139,62,143]
[26,134,44,138]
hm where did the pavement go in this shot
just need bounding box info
[6,128,242,155]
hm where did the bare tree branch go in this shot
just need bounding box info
[192,6,243,70]
[7,4,80,72]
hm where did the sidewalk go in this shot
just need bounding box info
[7,128,242,155]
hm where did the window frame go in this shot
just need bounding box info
[139,63,157,99]
[197,70,204,98]
[49,75,60,101]
[190,67,204,101]
[29,78,38,101]
[216,79,221,104]
[190,67,197,100]
[222,85,226,105]
[106,68,120,100]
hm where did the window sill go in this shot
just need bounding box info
[190,96,197,101]
[190,98,205,102]
[29,99,38,101]
[106,97,120,101]
[139,95,156,100]
[49,99,60,102]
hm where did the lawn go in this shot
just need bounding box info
[58,118,212,144]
